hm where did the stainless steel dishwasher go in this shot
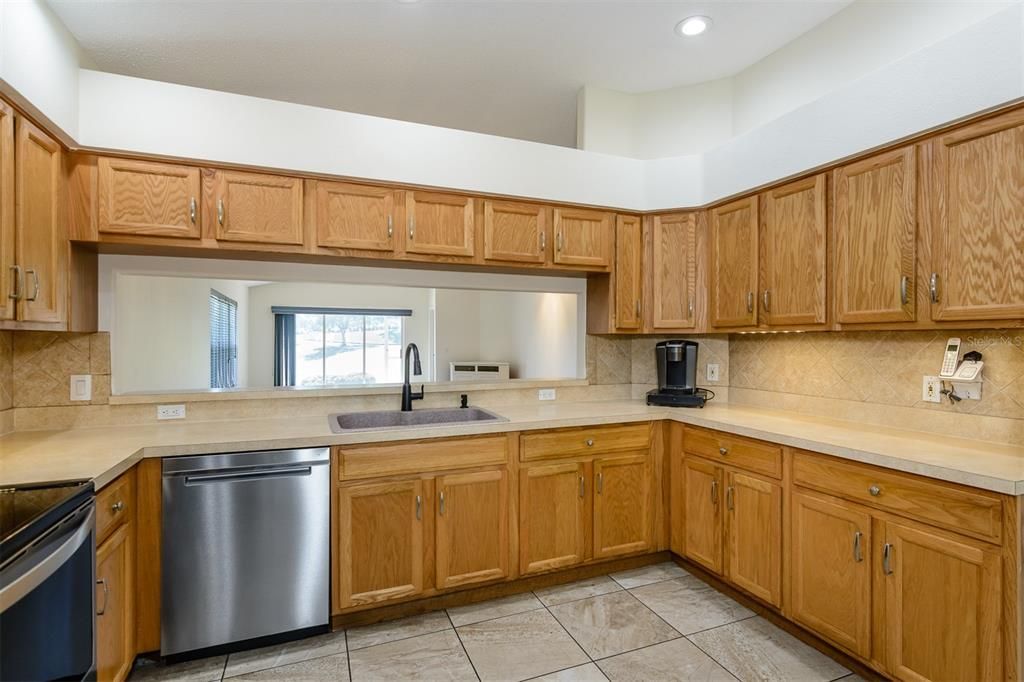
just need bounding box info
[161,448,330,658]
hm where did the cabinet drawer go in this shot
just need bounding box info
[520,423,650,462]
[683,427,782,479]
[96,469,135,544]
[792,450,1003,543]
[336,436,508,480]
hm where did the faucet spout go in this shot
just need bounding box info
[401,343,424,412]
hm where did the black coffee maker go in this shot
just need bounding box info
[646,340,708,407]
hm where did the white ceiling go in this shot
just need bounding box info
[48,0,851,148]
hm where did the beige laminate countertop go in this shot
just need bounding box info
[1,400,1022,494]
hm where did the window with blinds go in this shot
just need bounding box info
[209,290,238,389]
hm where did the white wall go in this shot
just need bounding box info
[477,291,578,379]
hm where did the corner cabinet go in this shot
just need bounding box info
[612,214,642,330]
[708,197,758,328]
[650,213,698,330]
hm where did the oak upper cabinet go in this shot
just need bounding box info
[682,457,723,574]
[650,213,697,330]
[789,490,872,659]
[405,191,475,257]
[0,100,14,321]
[435,469,510,589]
[881,519,1002,682]
[760,175,827,327]
[335,479,425,609]
[207,169,303,246]
[97,158,201,239]
[14,117,65,325]
[483,200,547,264]
[724,470,782,607]
[311,180,398,253]
[613,214,642,330]
[552,207,612,269]
[96,523,134,682]
[833,147,916,324]
[926,108,1024,321]
[593,454,652,559]
[519,462,587,575]
[709,197,758,328]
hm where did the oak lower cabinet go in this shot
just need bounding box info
[435,469,510,589]
[519,461,588,574]
[95,468,136,682]
[724,470,782,606]
[593,454,652,559]
[681,456,723,574]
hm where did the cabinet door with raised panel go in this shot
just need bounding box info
[682,457,723,574]
[594,453,651,559]
[927,108,1024,321]
[483,200,547,264]
[553,208,612,269]
[313,181,398,253]
[0,101,13,321]
[435,469,509,589]
[208,170,303,246]
[833,147,916,324]
[335,479,425,609]
[651,213,697,330]
[15,118,65,324]
[96,523,134,682]
[761,175,827,326]
[97,158,201,238]
[614,215,642,330]
[406,191,474,257]
[709,197,758,328]
[519,462,587,575]
[790,490,871,659]
[882,520,1002,682]
[725,470,782,607]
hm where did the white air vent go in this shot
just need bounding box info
[450,362,510,382]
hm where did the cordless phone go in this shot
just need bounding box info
[939,337,961,378]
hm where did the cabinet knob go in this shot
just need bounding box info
[585,438,594,447]
[111,500,125,513]
[718,446,729,456]
[869,485,882,497]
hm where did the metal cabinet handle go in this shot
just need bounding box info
[387,215,394,238]
[96,578,109,616]
[439,491,446,516]
[746,292,754,313]
[635,300,641,319]
[597,472,604,494]
[190,197,197,224]
[869,485,881,497]
[25,269,39,302]
[882,542,893,575]
[579,475,585,498]
[853,531,863,562]
[688,298,694,317]
[415,495,422,520]
[725,486,734,511]
[900,275,909,305]
[556,232,563,252]
[762,289,771,312]
[710,479,718,505]
[409,216,415,240]
[929,273,940,303]
[540,231,546,251]
[585,438,594,447]
[8,265,22,300]
[217,199,225,226]
[111,500,124,513]
[718,446,728,456]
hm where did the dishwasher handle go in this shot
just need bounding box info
[183,466,313,486]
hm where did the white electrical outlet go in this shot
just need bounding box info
[538,388,556,401]
[157,404,186,420]
[706,364,720,382]
[922,376,942,403]
[69,375,92,401]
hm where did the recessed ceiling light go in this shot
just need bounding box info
[675,15,712,37]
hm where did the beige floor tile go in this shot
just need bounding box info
[689,617,849,682]
[131,655,226,682]
[629,574,754,635]
[458,608,589,681]
[535,576,623,607]
[346,610,452,651]
[609,562,688,589]
[530,662,609,681]
[597,637,734,682]
[223,631,347,678]
[548,591,679,659]
[448,591,545,626]
[348,630,476,681]
[230,652,349,681]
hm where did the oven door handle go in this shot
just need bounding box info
[0,507,94,614]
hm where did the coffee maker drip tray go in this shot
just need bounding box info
[646,388,708,408]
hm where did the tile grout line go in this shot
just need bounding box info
[683,620,752,682]
[344,629,353,682]
[346,621,451,653]
[536,590,598,667]
[444,609,482,682]
[680,613,759,639]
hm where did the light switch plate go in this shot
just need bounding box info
[70,375,92,401]
[706,364,720,382]
[922,376,942,403]
[157,404,186,420]
[538,388,556,401]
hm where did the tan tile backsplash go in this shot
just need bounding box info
[12,332,112,408]
[1,331,12,434]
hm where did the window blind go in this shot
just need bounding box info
[210,290,238,389]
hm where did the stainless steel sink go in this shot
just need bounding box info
[328,407,508,433]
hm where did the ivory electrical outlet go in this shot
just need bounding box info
[538,388,556,401]
[70,375,92,401]
[922,376,942,403]
[157,404,187,420]
[706,364,720,382]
